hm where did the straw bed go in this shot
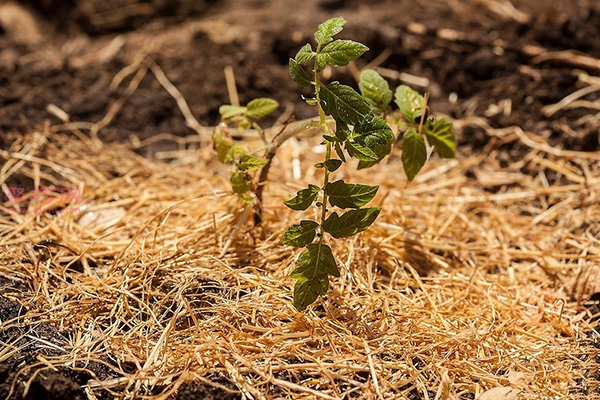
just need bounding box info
[0,126,598,399]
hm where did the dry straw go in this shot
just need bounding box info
[0,122,598,399]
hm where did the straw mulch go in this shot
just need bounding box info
[0,125,598,399]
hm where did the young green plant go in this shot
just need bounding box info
[212,17,456,310]
[283,17,456,310]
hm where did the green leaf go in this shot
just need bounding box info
[322,207,381,238]
[334,119,350,141]
[395,85,424,122]
[219,105,247,120]
[334,142,346,163]
[238,153,268,171]
[325,180,378,209]
[283,220,319,247]
[401,128,427,181]
[230,171,253,195]
[246,98,279,120]
[324,159,342,172]
[323,135,338,143]
[359,69,392,114]
[284,184,320,211]
[354,115,395,169]
[212,125,234,163]
[318,40,369,68]
[424,118,456,158]
[356,143,391,169]
[224,143,243,163]
[346,141,378,162]
[314,17,346,45]
[293,277,328,311]
[291,243,339,310]
[319,82,371,125]
[289,58,312,87]
[295,44,315,65]
[354,115,395,147]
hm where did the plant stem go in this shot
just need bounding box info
[313,51,332,240]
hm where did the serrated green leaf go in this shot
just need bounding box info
[325,180,378,209]
[356,142,391,169]
[334,142,346,163]
[395,85,424,122]
[424,118,456,158]
[293,277,328,311]
[284,184,320,211]
[291,243,339,310]
[224,143,243,163]
[289,58,312,87]
[318,40,369,69]
[324,159,342,172]
[354,115,395,147]
[346,141,378,162]
[314,17,346,45]
[283,220,319,247]
[322,207,381,238]
[354,115,395,169]
[334,119,350,141]
[323,135,338,143]
[238,153,268,171]
[296,44,315,65]
[319,82,371,125]
[401,128,427,181]
[212,125,234,163]
[246,98,279,120]
[219,105,247,120]
[359,69,392,114]
[230,171,253,195]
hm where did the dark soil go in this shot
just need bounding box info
[1,0,600,398]
[1,0,599,151]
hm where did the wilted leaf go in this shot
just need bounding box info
[212,124,234,163]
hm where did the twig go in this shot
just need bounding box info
[224,65,240,106]
[149,60,209,137]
